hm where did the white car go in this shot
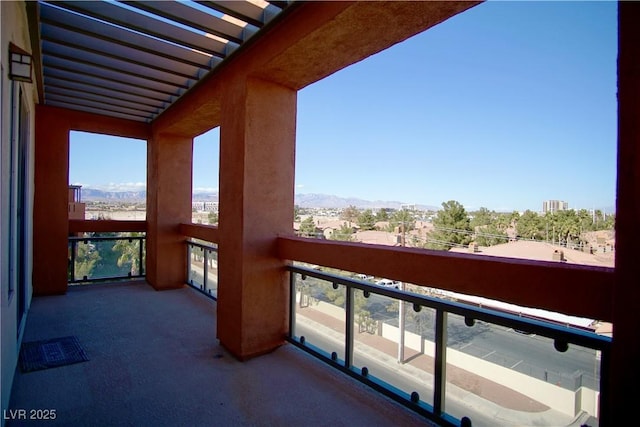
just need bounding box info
[376,279,399,288]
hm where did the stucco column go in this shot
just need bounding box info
[218,77,296,359]
[32,105,69,295]
[146,132,193,290]
[611,2,640,424]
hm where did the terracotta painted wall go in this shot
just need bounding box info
[216,78,296,359]
[146,132,192,290]
[32,106,150,296]
[32,106,69,295]
[610,2,640,423]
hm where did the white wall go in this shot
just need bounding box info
[1,0,36,420]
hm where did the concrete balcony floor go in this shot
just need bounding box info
[8,281,432,426]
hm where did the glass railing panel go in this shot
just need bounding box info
[204,248,218,298]
[286,264,610,426]
[444,312,602,427]
[185,240,218,299]
[292,272,346,363]
[69,235,145,283]
[351,288,436,407]
[188,244,205,290]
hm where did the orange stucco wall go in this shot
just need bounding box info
[215,78,296,358]
[33,106,70,295]
[278,236,613,322]
[68,220,146,234]
[146,132,193,290]
[610,2,640,423]
[179,223,219,244]
[32,106,150,295]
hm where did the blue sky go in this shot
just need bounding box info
[70,1,617,212]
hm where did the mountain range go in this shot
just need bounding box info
[81,189,437,210]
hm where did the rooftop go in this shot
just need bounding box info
[450,240,615,268]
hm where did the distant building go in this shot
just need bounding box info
[542,200,568,214]
[68,185,86,220]
[192,201,219,212]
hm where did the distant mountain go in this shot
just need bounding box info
[82,188,146,202]
[192,192,219,202]
[83,189,436,210]
[81,188,614,214]
[294,193,438,210]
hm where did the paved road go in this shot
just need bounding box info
[295,314,577,427]
[308,289,600,391]
[394,309,600,391]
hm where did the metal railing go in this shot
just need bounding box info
[287,264,611,427]
[185,240,218,299]
[68,234,145,283]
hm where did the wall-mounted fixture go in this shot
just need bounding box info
[8,42,32,83]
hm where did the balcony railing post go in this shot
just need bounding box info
[69,238,77,282]
[186,242,191,284]
[398,282,405,363]
[345,284,354,369]
[598,346,611,426]
[139,237,144,276]
[289,270,296,339]
[203,247,209,291]
[433,309,447,418]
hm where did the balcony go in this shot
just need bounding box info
[4,2,638,425]
[8,280,431,426]
[6,230,607,427]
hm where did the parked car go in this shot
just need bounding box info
[375,279,399,289]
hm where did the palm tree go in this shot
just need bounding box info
[113,233,142,275]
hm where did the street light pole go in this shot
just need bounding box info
[397,281,405,364]
[398,220,406,364]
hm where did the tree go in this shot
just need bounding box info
[331,223,354,241]
[207,211,218,225]
[294,205,301,222]
[299,216,317,238]
[390,209,415,234]
[341,205,359,227]
[113,234,143,275]
[577,209,594,233]
[494,212,512,231]
[516,210,544,240]
[375,209,389,222]
[426,200,472,250]
[475,224,508,247]
[554,210,581,246]
[72,241,100,280]
[357,209,376,230]
[509,211,521,229]
[601,212,615,230]
[470,207,493,228]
